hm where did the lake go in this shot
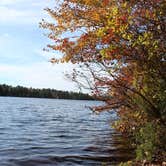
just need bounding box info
[0,97,132,166]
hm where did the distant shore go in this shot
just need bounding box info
[0,84,94,100]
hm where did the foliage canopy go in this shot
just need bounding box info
[41,0,166,163]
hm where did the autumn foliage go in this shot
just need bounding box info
[41,0,166,163]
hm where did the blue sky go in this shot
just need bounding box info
[0,0,77,91]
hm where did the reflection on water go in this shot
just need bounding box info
[0,97,133,166]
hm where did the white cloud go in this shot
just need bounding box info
[0,6,41,24]
[0,0,50,6]
[0,62,77,91]
[0,0,52,25]
[0,0,23,5]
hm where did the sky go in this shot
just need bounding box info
[0,0,78,91]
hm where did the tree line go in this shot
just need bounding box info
[0,84,93,100]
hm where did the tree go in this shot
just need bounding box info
[41,0,166,163]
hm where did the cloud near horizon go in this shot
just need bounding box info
[0,62,77,91]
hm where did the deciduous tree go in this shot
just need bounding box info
[41,0,166,163]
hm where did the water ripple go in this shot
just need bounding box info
[0,97,133,165]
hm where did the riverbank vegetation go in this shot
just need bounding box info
[0,84,93,100]
[41,0,166,164]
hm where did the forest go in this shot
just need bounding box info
[0,84,93,100]
[41,0,166,165]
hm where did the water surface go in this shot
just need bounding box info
[0,97,132,166]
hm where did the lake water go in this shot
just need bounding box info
[0,97,132,166]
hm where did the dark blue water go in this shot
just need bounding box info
[0,97,132,166]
